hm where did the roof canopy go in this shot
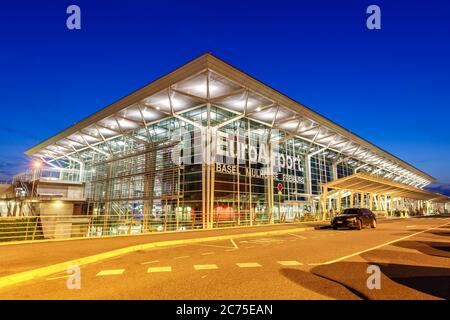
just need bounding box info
[323,173,449,202]
[25,53,435,185]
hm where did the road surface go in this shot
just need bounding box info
[0,216,449,299]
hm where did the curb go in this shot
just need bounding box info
[0,225,317,290]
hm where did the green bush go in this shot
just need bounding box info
[0,217,44,242]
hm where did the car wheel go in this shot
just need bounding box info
[371,219,377,229]
[333,225,337,230]
[356,220,362,230]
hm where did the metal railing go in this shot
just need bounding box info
[13,167,83,184]
[0,211,322,243]
[0,216,44,242]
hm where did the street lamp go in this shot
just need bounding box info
[32,161,42,169]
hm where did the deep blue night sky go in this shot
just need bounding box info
[0,0,449,193]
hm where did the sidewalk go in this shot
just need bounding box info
[0,221,326,278]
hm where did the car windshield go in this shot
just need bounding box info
[341,209,362,216]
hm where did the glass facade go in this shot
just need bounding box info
[71,104,383,235]
[26,59,436,236]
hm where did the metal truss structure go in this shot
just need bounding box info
[7,52,446,239]
[26,53,433,189]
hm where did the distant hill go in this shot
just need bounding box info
[425,183,450,197]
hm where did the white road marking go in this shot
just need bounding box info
[201,252,214,255]
[308,263,323,266]
[96,269,125,276]
[193,243,234,249]
[245,246,255,249]
[240,238,283,244]
[230,238,238,249]
[236,262,262,268]
[147,266,172,273]
[174,256,190,259]
[140,260,160,265]
[288,233,307,239]
[322,221,450,265]
[194,264,219,270]
[277,260,303,266]
[224,248,238,252]
[406,225,417,228]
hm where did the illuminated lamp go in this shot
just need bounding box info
[32,161,42,169]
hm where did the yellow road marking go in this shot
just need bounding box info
[140,260,160,265]
[236,262,262,268]
[193,243,234,249]
[96,269,124,276]
[45,274,70,281]
[0,225,315,289]
[147,266,172,273]
[194,264,219,270]
[277,261,303,266]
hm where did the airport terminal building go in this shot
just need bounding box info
[2,53,448,239]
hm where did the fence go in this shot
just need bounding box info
[0,217,44,242]
[0,210,322,243]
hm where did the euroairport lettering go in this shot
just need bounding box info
[216,131,304,172]
[172,129,306,174]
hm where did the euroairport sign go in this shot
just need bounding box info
[215,131,304,173]
[171,128,305,184]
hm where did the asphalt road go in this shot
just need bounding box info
[0,216,449,300]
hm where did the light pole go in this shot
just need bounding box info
[277,183,283,222]
[30,161,42,198]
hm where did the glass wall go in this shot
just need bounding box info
[76,105,373,234]
[81,117,204,235]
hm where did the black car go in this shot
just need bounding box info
[331,208,377,230]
